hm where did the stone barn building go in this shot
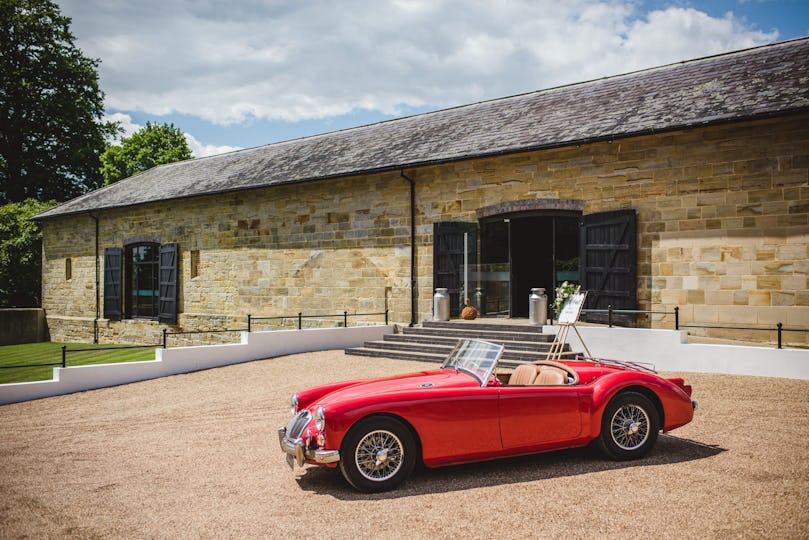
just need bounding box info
[35,38,809,346]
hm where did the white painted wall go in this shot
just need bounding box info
[0,325,392,406]
[3,324,806,407]
[547,325,809,380]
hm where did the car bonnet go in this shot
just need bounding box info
[312,369,481,407]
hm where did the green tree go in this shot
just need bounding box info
[0,0,117,203]
[100,122,193,185]
[0,198,55,306]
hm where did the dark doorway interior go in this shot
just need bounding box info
[481,214,580,318]
[510,217,552,317]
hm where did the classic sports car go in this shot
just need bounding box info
[278,339,696,492]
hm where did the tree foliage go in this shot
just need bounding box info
[0,0,116,204]
[0,198,55,306]
[100,122,193,185]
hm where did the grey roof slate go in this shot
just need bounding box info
[36,37,809,220]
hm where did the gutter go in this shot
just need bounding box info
[90,213,99,344]
[400,170,417,327]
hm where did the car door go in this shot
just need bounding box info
[498,385,582,449]
[408,385,503,466]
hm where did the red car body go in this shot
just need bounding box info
[279,340,696,492]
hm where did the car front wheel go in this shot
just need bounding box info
[339,416,417,493]
[598,391,659,460]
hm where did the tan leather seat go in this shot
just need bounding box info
[510,364,537,385]
[535,366,566,385]
[531,361,580,385]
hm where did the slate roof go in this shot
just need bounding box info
[36,37,809,220]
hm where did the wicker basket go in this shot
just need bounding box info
[460,298,478,320]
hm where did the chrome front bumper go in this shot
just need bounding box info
[277,426,340,468]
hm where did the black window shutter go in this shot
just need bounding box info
[433,222,477,317]
[580,210,637,322]
[158,243,179,324]
[103,247,123,321]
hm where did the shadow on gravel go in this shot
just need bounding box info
[294,434,725,500]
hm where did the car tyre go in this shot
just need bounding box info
[598,391,659,460]
[339,416,417,493]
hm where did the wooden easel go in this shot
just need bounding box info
[547,291,592,360]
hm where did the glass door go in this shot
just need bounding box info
[478,218,511,316]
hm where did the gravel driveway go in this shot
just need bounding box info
[1,351,807,539]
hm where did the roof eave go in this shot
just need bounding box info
[32,106,809,221]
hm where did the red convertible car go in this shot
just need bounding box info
[278,339,696,492]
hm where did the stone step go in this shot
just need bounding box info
[344,346,446,363]
[345,319,575,367]
[345,345,563,370]
[383,333,560,351]
[402,326,554,343]
[361,339,569,361]
[422,320,546,333]
[363,341,569,362]
[365,340,452,356]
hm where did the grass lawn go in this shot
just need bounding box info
[0,342,158,384]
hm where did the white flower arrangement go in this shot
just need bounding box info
[553,281,580,315]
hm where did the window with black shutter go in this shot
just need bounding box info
[104,242,180,322]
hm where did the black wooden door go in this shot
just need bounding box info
[579,210,636,322]
[433,222,477,317]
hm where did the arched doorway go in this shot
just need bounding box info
[478,205,582,318]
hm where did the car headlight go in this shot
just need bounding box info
[315,406,326,431]
[290,393,298,414]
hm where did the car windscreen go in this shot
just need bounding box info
[441,339,504,386]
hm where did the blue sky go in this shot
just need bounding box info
[57,0,808,157]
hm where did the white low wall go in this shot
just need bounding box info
[4,324,806,406]
[0,325,393,406]
[547,325,809,380]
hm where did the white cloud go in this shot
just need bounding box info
[104,112,141,141]
[65,1,778,126]
[183,133,242,158]
[103,113,239,158]
[619,8,777,69]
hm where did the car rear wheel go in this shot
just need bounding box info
[339,416,417,493]
[598,391,659,460]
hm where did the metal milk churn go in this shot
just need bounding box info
[529,288,548,326]
[473,287,485,314]
[433,288,450,321]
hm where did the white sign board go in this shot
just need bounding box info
[558,292,586,324]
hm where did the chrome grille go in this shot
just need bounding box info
[287,410,311,439]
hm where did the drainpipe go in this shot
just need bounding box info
[90,214,99,344]
[400,170,417,327]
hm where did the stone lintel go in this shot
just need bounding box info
[476,198,585,220]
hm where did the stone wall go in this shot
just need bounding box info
[42,173,410,344]
[413,113,808,345]
[41,113,808,346]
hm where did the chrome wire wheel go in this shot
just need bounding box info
[598,392,659,461]
[354,429,404,482]
[340,416,417,492]
[610,403,650,451]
